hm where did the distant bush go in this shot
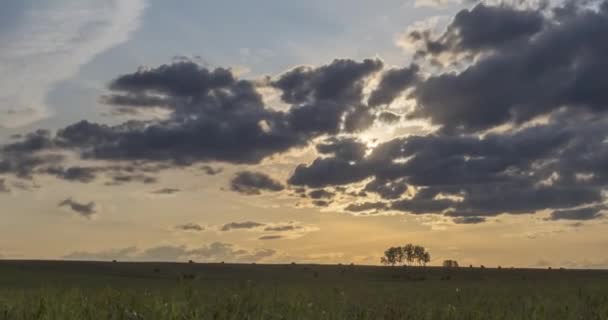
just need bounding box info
[443,260,459,268]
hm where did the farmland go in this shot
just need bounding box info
[0,260,607,319]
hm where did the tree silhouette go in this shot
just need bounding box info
[382,244,431,267]
[380,246,403,266]
[403,244,415,266]
[443,260,459,268]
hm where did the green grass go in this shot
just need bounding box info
[1,261,608,319]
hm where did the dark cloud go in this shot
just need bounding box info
[291,113,608,220]
[364,178,408,200]
[273,58,382,106]
[107,174,157,186]
[200,165,223,175]
[0,58,388,188]
[549,206,605,221]
[453,216,486,224]
[344,202,389,213]
[152,188,181,195]
[312,200,331,207]
[259,235,283,240]
[410,1,608,132]
[410,3,544,60]
[0,130,63,178]
[230,171,284,195]
[264,224,302,232]
[58,198,97,218]
[220,221,265,231]
[175,223,204,232]
[316,138,367,161]
[308,189,335,200]
[43,166,97,183]
[368,64,419,107]
[377,112,401,124]
[289,136,373,188]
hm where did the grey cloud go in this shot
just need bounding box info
[308,189,335,200]
[344,202,389,213]
[175,223,204,232]
[411,3,544,59]
[230,171,284,195]
[410,1,608,132]
[220,221,265,232]
[152,188,181,195]
[312,200,331,207]
[1,58,385,183]
[291,114,608,220]
[377,112,401,124]
[264,224,302,232]
[43,166,97,183]
[58,198,97,218]
[107,174,157,186]
[316,138,367,161]
[368,64,419,107]
[63,242,275,263]
[453,216,486,224]
[259,235,283,240]
[549,206,605,221]
[200,165,223,175]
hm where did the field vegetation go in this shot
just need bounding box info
[1,260,608,319]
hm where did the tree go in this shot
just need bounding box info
[443,260,459,268]
[402,244,415,266]
[413,245,427,266]
[381,246,403,266]
[382,244,431,267]
[421,251,431,266]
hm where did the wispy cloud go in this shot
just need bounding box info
[0,0,147,128]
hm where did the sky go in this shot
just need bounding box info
[2,0,608,268]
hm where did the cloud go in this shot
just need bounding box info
[377,112,401,124]
[0,0,147,127]
[264,224,301,232]
[308,189,335,200]
[0,179,10,193]
[410,1,608,132]
[4,1,608,228]
[220,221,265,232]
[344,202,389,213]
[259,235,283,240]
[106,174,157,186]
[1,58,383,178]
[174,223,204,232]
[230,171,285,195]
[63,247,138,261]
[151,188,181,195]
[58,198,97,218]
[289,113,608,219]
[368,64,419,107]
[62,242,275,263]
[413,0,463,8]
[549,206,605,221]
[43,166,98,183]
[200,165,223,175]
[452,216,486,224]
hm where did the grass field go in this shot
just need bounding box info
[0,260,607,319]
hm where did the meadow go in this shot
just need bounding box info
[0,260,607,319]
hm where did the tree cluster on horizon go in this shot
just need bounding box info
[381,244,430,267]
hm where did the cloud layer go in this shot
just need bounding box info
[2,0,608,227]
[0,0,147,127]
